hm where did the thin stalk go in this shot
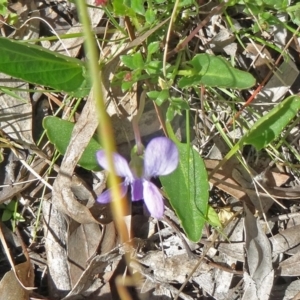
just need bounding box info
[75,1,129,243]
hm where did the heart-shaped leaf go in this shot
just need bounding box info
[0,37,91,97]
[242,95,300,150]
[160,143,209,242]
[178,53,255,89]
[43,116,101,170]
[213,95,300,177]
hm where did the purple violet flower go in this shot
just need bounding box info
[96,137,179,219]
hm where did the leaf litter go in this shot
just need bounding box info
[1,1,300,300]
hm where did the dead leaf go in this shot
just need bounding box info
[215,255,236,295]
[218,242,245,262]
[0,262,34,300]
[50,0,105,57]
[0,149,24,203]
[68,221,102,286]
[0,75,33,144]
[243,205,274,300]
[134,259,193,300]
[270,225,300,255]
[283,279,300,300]
[205,159,250,201]
[50,26,88,57]
[292,289,300,300]
[136,251,211,284]
[0,222,35,300]
[232,167,274,213]
[244,42,273,80]
[278,252,300,276]
[0,71,53,204]
[255,58,299,107]
[43,200,72,298]
[218,216,245,262]
[52,94,100,224]
[205,159,298,213]
[8,0,40,40]
[63,247,122,299]
[0,147,50,203]
[209,28,237,56]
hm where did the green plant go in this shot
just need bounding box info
[0,0,299,244]
[0,200,25,231]
[227,0,299,32]
[0,37,91,97]
[43,117,102,171]
[0,1,22,30]
[0,0,8,15]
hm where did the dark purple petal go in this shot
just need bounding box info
[96,151,134,180]
[143,180,164,219]
[131,179,143,201]
[144,137,179,178]
[96,182,128,203]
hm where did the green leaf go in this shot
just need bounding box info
[178,54,255,89]
[131,0,145,15]
[6,13,18,26]
[160,143,209,242]
[145,8,156,24]
[2,210,12,222]
[0,37,91,97]
[263,0,287,9]
[147,41,160,56]
[241,95,300,150]
[207,206,222,228]
[122,80,135,91]
[43,116,102,171]
[211,94,300,180]
[166,105,175,122]
[0,0,7,15]
[147,90,160,99]
[145,61,163,75]
[226,0,239,5]
[170,97,190,110]
[221,95,300,169]
[245,3,262,14]
[121,52,144,70]
[147,89,169,105]
[287,4,300,25]
[113,0,136,17]
[6,200,16,212]
[155,89,169,105]
[178,0,194,6]
[14,212,25,222]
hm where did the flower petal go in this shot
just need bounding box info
[96,182,128,203]
[131,179,143,201]
[96,151,134,180]
[143,180,164,219]
[96,188,112,204]
[144,137,179,178]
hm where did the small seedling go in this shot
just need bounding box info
[0,200,25,231]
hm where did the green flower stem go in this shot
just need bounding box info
[75,1,129,243]
[132,90,146,155]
